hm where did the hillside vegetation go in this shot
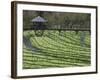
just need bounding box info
[23,30,91,69]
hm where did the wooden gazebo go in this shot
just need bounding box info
[31,16,47,36]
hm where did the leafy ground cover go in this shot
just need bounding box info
[23,30,91,69]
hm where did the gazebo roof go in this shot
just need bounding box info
[31,16,47,22]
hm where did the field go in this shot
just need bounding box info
[23,30,91,69]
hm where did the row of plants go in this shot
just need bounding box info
[23,30,91,69]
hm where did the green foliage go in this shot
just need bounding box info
[23,10,90,30]
[23,30,91,69]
